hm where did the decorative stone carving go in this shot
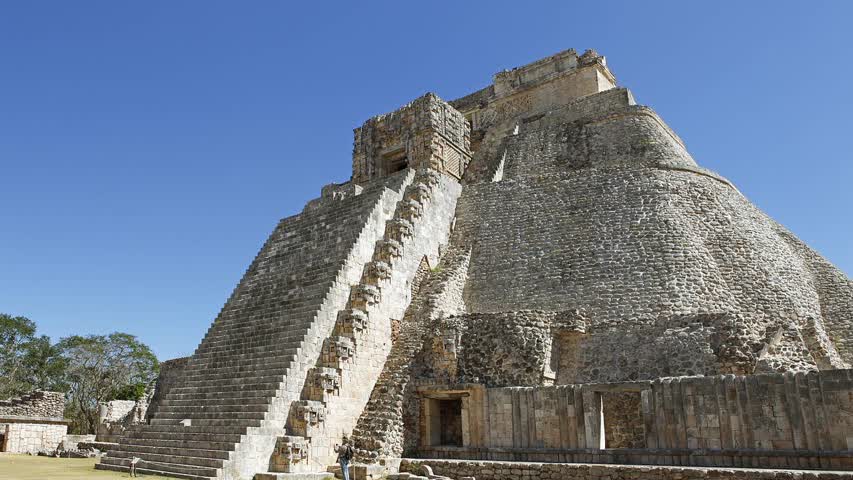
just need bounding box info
[322,336,355,365]
[310,367,341,394]
[364,260,393,285]
[337,309,369,335]
[350,284,381,309]
[270,435,309,472]
[405,183,432,204]
[289,400,326,435]
[400,199,424,221]
[385,218,415,242]
[375,239,403,263]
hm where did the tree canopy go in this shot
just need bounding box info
[0,314,159,434]
[0,313,67,397]
[58,333,159,434]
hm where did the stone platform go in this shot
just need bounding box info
[401,458,853,480]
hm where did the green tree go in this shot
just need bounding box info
[58,333,159,434]
[0,314,69,398]
[0,313,38,398]
[21,335,69,392]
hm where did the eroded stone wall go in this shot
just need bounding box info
[451,118,848,381]
[445,311,584,387]
[0,391,64,418]
[353,94,471,183]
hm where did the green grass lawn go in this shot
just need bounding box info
[0,453,172,480]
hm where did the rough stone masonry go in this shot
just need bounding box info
[97,48,853,480]
[0,391,69,454]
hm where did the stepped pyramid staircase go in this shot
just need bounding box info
[97,168,461,480]
[258,170,462,477]
[97,170,414,479]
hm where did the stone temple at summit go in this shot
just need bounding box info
[97,49,853,480]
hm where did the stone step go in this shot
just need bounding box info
[183,357,295,374]
[152,411,266,422]
[149,417,263,428]
[118,436,237,451]
[159,396,272,407]
[122,430,242,444]
[185,354,296,370]
[127,424,249,435]
[192,342,301,359]
[109,442,232,461]
[98,454,219,478]
[106,448,225,469]
[157,403,270,414]
[173,373,284,388]
[168,381,281,394]
[206,311,327,331]
[197,332,308,349]
[203,305,330,333]
[164,388,278,402]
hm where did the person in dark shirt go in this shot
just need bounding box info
[334,436,354,480]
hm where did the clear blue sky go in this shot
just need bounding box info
[2,1,851,361]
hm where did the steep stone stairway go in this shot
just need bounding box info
[97,171,415,480]
[260,170,462,477]
[350,246,471,462]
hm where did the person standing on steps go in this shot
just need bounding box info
[334,436,354,480]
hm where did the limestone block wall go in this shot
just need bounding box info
[451,49,616,135]
[401,459,853,480]
[0,391,65,418]
[414,370,853,469]
[1,422,67,454]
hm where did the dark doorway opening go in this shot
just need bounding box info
[381,148,409,175]
[602,392,646,449]
[438,399,463,446]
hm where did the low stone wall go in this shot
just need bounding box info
[62,434,97,450]
[401,459,853,480]
[417,446,853,471]
[415,370,853,470]
[0,418,68,454]
[0,391,65,418]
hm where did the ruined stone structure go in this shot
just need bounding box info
[0,391,69,454]
[97,49,853,480]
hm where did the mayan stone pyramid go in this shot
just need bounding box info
[98,49,853,480]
